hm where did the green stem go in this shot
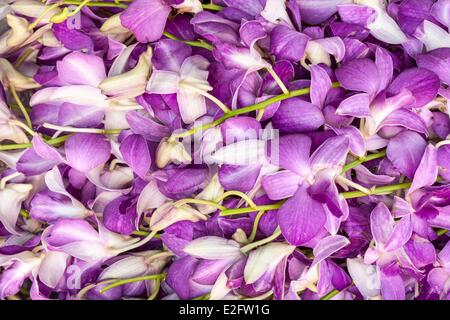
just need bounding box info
[341,150,387,173]
[221,180,424,215]
[321,289,340,300]
[100,274,166,293]
[436,228,448,236]
[247,210,266,243]
[174,84,340,139]
[10,85,32,129]
[341,181,413,199]
[0,134,73,151]
[63,0,128,8]
[221,202,286,216]
[163,32,213,51]
[201,3,223,11]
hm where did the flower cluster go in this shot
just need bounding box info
[0,0,450,300]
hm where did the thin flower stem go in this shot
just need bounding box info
[321,289,340,300]
[240,227,282,254]
[336,175,372,195]
[10,86,32,129]
[163,32,213,51]
[215,190,257,209]
[9,120,35,136]
[436,228,448,236]
[172,84,340,139]
[248,210,266,243]
[341,181,413,199]
[201,3,223,11]
[0,134,73,151]
[100,274,166,294]
[266,67,289,94]
[180,84,230,113]
[28,1,63,29]
[174,198,227,211]
[76,280,116,299]
[341,150,387,173]
[14,48,35,68]
[436,140,450,149]
[220,179,441,215]
[220,202,286,216]
[147,278,161,300]
[63,0,128,7]
[0,172,22,189]
[43,123,123,134]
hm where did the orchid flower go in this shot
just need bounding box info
[261,134,350,245]
[335,47,439,150]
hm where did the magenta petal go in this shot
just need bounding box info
[337,4,377,26]
[31,135,66,164]
[239,20,267,49]
[272,134,312,175]
[65,133,111,173]
[119,134,151,179]
[311,235,350,268]
[52,21,94,53]
[384,216,412,252]
[218,164,261,192]
[335,58,380,97]
[125,111,170,142]
[374,47,393,92]
[56,52,106,87]
[387,68,440,108]
[103,195,138,235]
[310,135,349,169]
[298,0,350,24]
[58,103,104,128]
[335,93,371,117]
[220,117,261,143]
[386,131,427,179]
[379,108,428,136]
[379,264,405,300]
[120,0,170,43]
[272,98,325,134]
[270,25,310,62]
[331,126,366,158]
[152,39,192,72]
[416,48,450,86]
[44,219,101,247]
[408,145,438,195]
[370,203,395,245]
[310,65,332,109]
[277,186,327,246]
[432,0,450,28]
[262,171,301,201]
[404,235,436,269]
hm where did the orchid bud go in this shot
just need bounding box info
[98,47,153,99]
[347,257,381,299]
[0,58,40,90]
[172,0,203,14]
[0,183,32,235]
[11,0,61,21]
[149,202,207,232]
[100,13,131,41]
[155,137,192,168]
[0,102,29,144]
[183,236,242,260]
[4,14,31,47]
[195,174,224,214]
[244,242,295,284]
[231,228,248,245]
[303,41,331,67]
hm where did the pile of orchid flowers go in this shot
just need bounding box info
[1,0,450,300]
